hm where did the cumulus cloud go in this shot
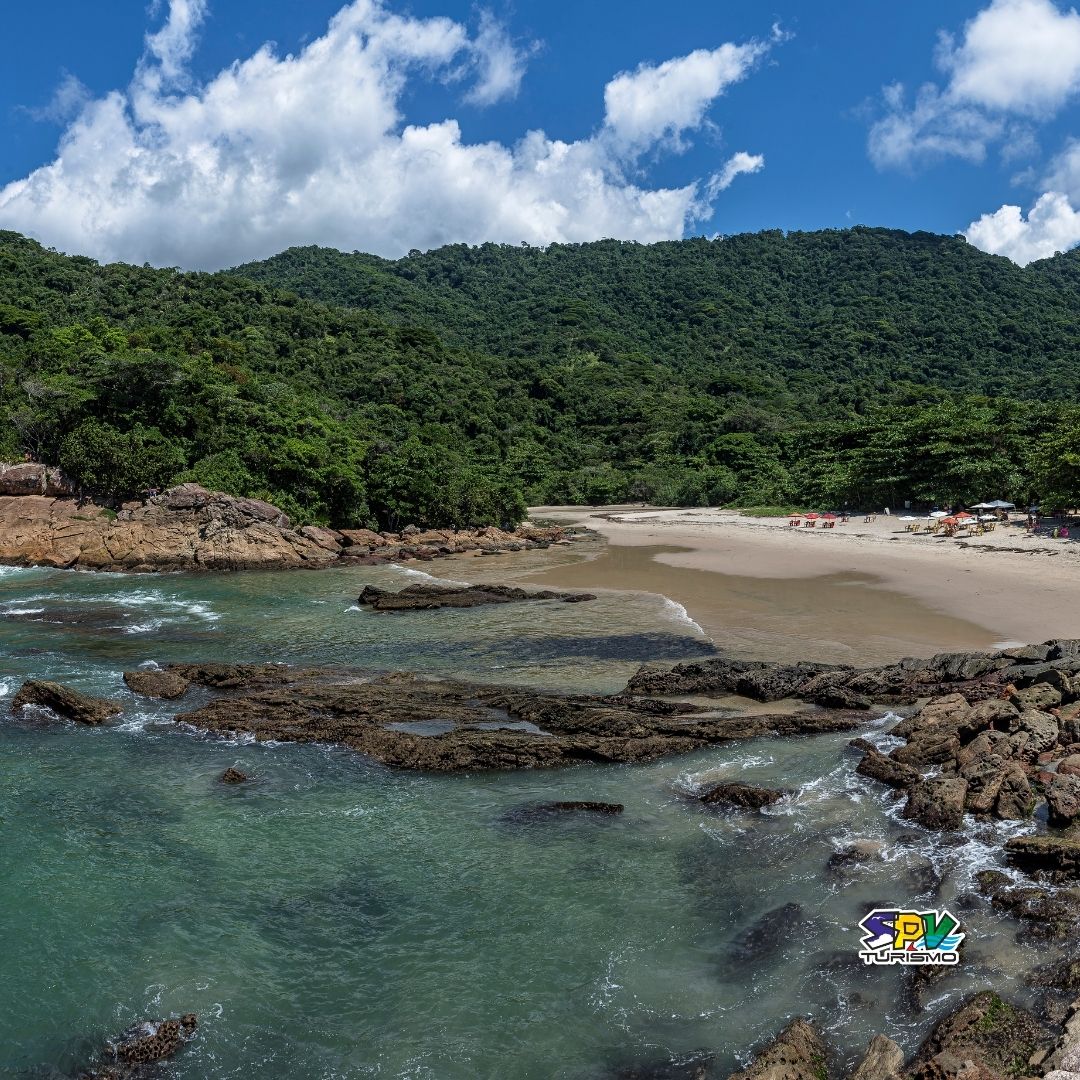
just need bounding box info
[965,191,1080,263]
[869,0,1080,169]
[602,42,767,154]
[0,0,770,269]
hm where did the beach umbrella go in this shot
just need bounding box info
[929,511,949,518]
[940,516,958,525]
[954,511,974,520]
[987,500,1016,510]
[804,512,820,520]
[970,502,993,510]
[822,512,838,519]
[898,515,920,521]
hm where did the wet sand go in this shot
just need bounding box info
[500,506,1080,666]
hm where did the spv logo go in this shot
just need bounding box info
[858,908,963,966]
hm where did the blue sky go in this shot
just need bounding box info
[3,0,1080,268]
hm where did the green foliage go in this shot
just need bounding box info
[2,227,1080,527]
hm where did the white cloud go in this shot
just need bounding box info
[869,0,1080,169]
[25,73,91,124]
[707,151,765,196]
[0,0,770,270]
[602,42,767,154]
[965,190,1080,263]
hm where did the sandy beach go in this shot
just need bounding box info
[519,506,1080,665]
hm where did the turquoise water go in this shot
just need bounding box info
[0,560,1054,1078]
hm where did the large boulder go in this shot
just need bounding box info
[355,583,596,611]
[857,749,920,789]
[1005,834,1080,878]
[1011,709,1059,754]
[11,680,120,725]
[82,1012,198,1078]
[0,462,75,496]
[726,1018,828,1080]
[123,669,191,700]
[851,1035,902,1080]
[1011,683,1063,712]
[1047,774,1080,827]
[903,777,968,830]
[993,764,1033,820]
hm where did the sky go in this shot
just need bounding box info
[5,0,1080,269]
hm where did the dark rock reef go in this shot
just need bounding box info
[171,667,863,772]
[698,781,793,811]
[11,680,121,725]
[76,1012,197,1079]
[355,582,596,611]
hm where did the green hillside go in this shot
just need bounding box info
[0,227,1077,529]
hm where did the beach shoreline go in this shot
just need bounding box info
[517,505,1080,665]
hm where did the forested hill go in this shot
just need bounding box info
[1,227,1078,530]
[233,228,1080,410]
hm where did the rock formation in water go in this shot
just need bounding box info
[11,680,121,725]
[168,666,863,772]
[123,669,191,699]
[355,582,596,610]
[0,474,577,572]
[697,781,793,810]
[77,1012,197,1079]
[726,1018,828,1080]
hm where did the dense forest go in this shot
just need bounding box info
[1,226,1078,529]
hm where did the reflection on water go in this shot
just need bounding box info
[0,557,1049,1078]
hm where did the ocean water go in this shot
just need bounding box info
[0,560,1057,1078]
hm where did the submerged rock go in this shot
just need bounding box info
[219,767,250,784]
[726,1018,828,1080]
[123,669,191,700]
[11,680,120,725]
[698,781,793,811]
[1006,834,1080,879]
[730,903,804,964]
[498,800,624,824]
[355,582,596,610]
[976,870,1080,940]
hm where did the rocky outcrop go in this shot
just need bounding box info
[78,1012,197,1079]
[903,777,968,830]
[851,1036,902,1080]
[0,480,579,572]
[904,991,1049,1080]
[1005,834,1080,880]
[498,800,624,824]
[219,767,249,784]
[726,1018,828,1080]
[123,669,191,700]
[171,667,864,772]
[355,582,596,611]
[976,870,1080,940]
[11,680,121,725]
[698,781,793,810]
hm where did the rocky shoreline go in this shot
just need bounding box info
[14,639,1080,1077]
[0,470,578,572]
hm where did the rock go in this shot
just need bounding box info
[1011,683,1063,712]
[726,1018,827,1080]
[498,800,624,824]
[1006,835,1080,879]
[219,767,249,784]
[851,1035,902,1080]
[977,871,1080,939]
[826,840,884,874]
[993,764,1033,820]
[955,729,1012,768]
[730,903,804,963]
[1058,754,1080,777]
[891,694,972,740]
[0,484,333,571]
[968,698,1019,729]
[1047,774,1080,827]
[298,525,343,552]
[903,777,968,830]
[890,729,961,767]
[1012,709,1059,754]
[857,749,920,789]
[123,669,191,700]
[905,991,1050,1080]
[699,781,793,810]
[354,582,597,610]
[81,1013,197,1078]
[11,680,121,725]
[338,528,391,548]
[174,667,866,772]
[0,461,74,496]
[960,754,1010,814]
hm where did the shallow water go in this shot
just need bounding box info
[0,559,1052,1078]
